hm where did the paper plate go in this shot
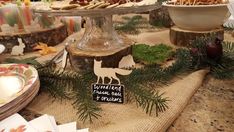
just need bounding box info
[0,64,40,120]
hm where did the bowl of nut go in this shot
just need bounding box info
[163,0,230,31]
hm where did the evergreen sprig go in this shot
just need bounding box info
[188,36,234,79]
[210,42,234,79]
[72,71,101,123]
[37,65,76,99]
[115,15,152,34]
[4,57,41,66]
[223,41,234,58]
[37,65,102,123]
[2,45,195,122]
[121,48,192,115]
[36,49,192,122]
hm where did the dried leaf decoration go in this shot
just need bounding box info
[33,42,57,55]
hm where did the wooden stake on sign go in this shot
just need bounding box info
[61,49,68,69]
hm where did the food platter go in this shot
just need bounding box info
[33,2,161,51]
[34,4,160,17]
[0,64,40,120]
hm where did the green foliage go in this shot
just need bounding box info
[158,0,168,4]
[210,42,234,79]
[189,37,209,69]
[37,65,74,99]
[189,36,234,79]
[122,48,192,115]
[72,71,101,123]
[37,65,101,123]
[223,41,234,58]
[211,59,234,79]
[127,86,169,116]
[223,23,234,31]
[133,44,174,64]
[114,15,153,34]
[35,48,192,122]
[151,20,164,28]
[3,57,41,66]
[2,43,195,122]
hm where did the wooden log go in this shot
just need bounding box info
[0,24,68,53]
[67,41,132,71]
[149,7,174,28]
[170,26,224,47]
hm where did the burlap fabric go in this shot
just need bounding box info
[26,70,209,132]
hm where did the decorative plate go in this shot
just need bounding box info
[0,64,39,108]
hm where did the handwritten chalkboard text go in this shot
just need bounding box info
[92,84,124,104]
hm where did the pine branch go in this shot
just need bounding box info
[210,56,234,79]
[2,45,194,121]
[72,72,101,123]
[189,37,234,79]
[37,66,76,99]
[38,65,102,122]
[115,15,152,34]
[129,85,169,116]
[121,48,192,115]
[224,23,234,31]
[4,57,41,66]
[223,41,234,58]
[122,69,170,115]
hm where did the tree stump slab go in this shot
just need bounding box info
[170,26,224,46]
[149,7,174,28]
[0,24,68,53]
[67,41,132,71]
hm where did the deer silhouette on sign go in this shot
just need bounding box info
[94,59,132,85]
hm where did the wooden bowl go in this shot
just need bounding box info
[163,3,230,31]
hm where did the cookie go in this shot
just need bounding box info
[51,4,78,10]
[86,1,105,9]
[95,2,110,8]
[106,3,119,8]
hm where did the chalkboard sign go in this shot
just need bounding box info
[92,83,124,104]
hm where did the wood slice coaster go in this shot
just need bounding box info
[0,24,68,53]
[67,41,132,71]
[170,26,224,47]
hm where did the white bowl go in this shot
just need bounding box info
[163,3,230,31]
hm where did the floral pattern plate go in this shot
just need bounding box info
[0,64,39,108]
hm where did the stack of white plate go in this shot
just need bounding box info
[0,64,40,120]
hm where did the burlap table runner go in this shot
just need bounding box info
[26,69,209,132]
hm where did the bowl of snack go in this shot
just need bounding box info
[163,0,230,31]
